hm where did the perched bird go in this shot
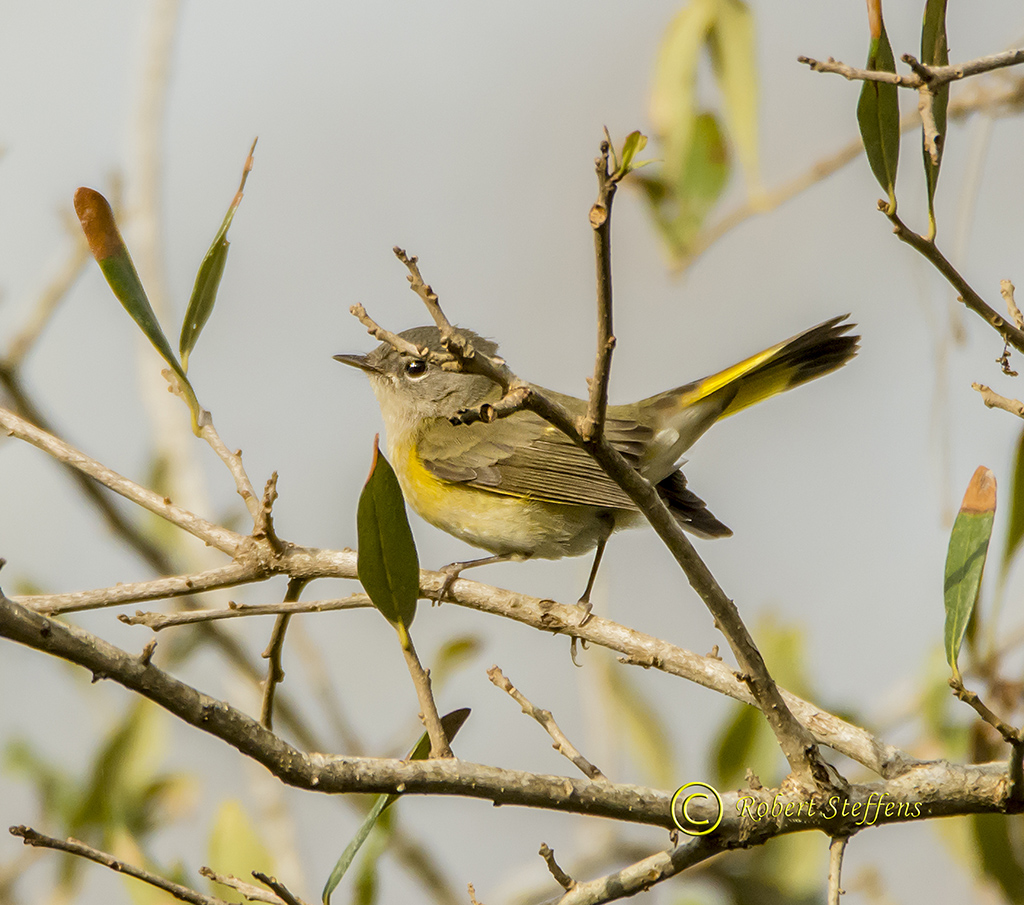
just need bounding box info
[337,315,858,604]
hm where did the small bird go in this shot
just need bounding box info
[337,315,858,604]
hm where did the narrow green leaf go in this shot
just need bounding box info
[921,0,948,238]
[944,467,996,681]
[1001,426,1024,577]
[73,187,202,429]
[321,709,469,904]
[180,138,257,372]
[615,130,648,177]
[357,436,420,629]
[638,112,729,260]
[207,801,275,904]
[707,0,760,195]
[650,0,717,186]
[856,18,900,210]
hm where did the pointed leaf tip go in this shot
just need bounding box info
[961,466,996,513]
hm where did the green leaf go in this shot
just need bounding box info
[357,436,420,630]
[73,187,202,430]
[650,0,717,186]
[180,139,256,372]
[638,112,729,258]
[430,635,483,690]
[614,130,649,178]
[944,467,996,681]
[207,801,275,904]
[856,16,900,210]
[1002,426,1024,578]
[921,0,949,238]
[707,0,760,195]
[321,709,469,904]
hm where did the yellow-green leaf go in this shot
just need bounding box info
[707,0,760,195]
[614,130,649,178]
[650,0,717,186]
[856,11,900,210]
[73,187,201,430]
[180,139,256,372]
[920,0,948,238]
[357,436,419,630]
[207,801,275,904]
[944,467,996,681]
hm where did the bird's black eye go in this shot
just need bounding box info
[404,359,427,378]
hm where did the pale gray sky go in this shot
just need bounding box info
[3,2,1024,902]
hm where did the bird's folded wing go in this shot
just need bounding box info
[418,407,651,510]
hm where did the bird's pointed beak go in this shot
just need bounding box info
[333,352,381,374]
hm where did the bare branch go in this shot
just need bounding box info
[260,577,309,730]
[581,140,617,443]
[400,628,453,758]
[121,593,372,630]
[0,404,244,554]
[200,868,284,905]
[251,872,309,905]
[799,47,1024,90]
[973,382,1024,419]
[488,666,605,780]
[16,562,254,615]
[11,826,228,905]
[539,843,576,892]
[884,209,1024,353]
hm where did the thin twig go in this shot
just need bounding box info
[884,208,1024,354]
[15,562,255,615]
[973,383,1024,419]
[200,868,284,905]
[949,677,1022,744]
[0,404,243,554]
[539,843,575,891]
[400,628,453,758]
[121,593,372,630]
[827,836,849,905]
[10,826,228,905]
[251,871,309,905]
[799,47,1024,89]
[487,666,605,780]
[350,301,455,367]
[260,577,309,730]
[581,140,617,442]
[199,419,261,522]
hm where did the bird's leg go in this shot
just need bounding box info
[577,513,615,624]
[437,552,529,601]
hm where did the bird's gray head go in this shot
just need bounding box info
[335,326,502,430]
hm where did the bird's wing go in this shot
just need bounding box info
[416,407,651,510]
